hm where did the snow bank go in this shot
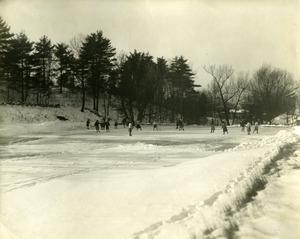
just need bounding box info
[0,105,100,124]
[130,129,300,239]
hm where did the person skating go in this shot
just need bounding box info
[136,122,142,130]
[86,119,90,129]
[94,120,100,133]
[100,121,105,130]
[221,122,228,134]
[153,121,158,131]
[178,119,184,131]
[253,122,259,134]
[105,120,110,132]
[246,122,251,135]
[128,121,133,136]
[122,118,127,128]
[210,120,215,133]
[240,121,245,132]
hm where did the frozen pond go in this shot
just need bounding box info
[0,124,281,193]
[0,123,293,239]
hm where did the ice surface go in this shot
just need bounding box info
[0,108,300,239]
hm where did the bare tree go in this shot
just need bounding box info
[230,72,250,124]
[69,33,85,58]
[251,65,297,124]
[204,64,236,125]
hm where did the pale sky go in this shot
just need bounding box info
[0,0,299,87]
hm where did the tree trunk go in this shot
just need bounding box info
[81,77,85,112]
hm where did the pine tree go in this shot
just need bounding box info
[33,36,54,103]
[54,43,74,93]
[79,31,116,112]
[6,32,34,102]
[118,50,160,122]
[0,17,14,101]
[169,56,195,120]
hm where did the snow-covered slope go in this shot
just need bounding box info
[0,105,100,124]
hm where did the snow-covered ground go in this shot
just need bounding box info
[0,105,300,239]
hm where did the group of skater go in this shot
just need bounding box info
[210,121,229,134]
[86,118,162,136]
[86,119,111,133]
[210,120,259,135]
[87,117,260,137]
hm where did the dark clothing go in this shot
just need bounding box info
[222,123,228,134]
[136,123,142,130]
[240,121,245,132]
[105,121,110,132]
[94,121,100,132]
[210,124,215,133]
[100,122,105,130]
[178,119,184,131]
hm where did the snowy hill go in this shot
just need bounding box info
[0,104,102,124]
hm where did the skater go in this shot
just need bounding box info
[105,120,110,132]
[114,121,118,129]
[178,119,184,131]
[240,121,245,132]
[210,120,215,133]
[100,120,105,130]
[122,118,127,128]
[86,119,90,129]
[253,122,259,134]
[153,121,158,131]
[136,122,142,130]
[221,122,228,134]
[246,122,251,135]
[94,120,100,133]
[128,121,133,136]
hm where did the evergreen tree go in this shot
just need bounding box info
[33,35,54,103]
[54,43,74,93]
[5,32,34,102]
[79,31,116,112]
[118,50,160,122]
[0,17,14,62]
[0,17,14,101]
[152,57,169,122]
[168,56,195,121]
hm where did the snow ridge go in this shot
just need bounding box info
[129,130,299,239]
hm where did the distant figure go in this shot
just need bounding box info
[240,121,245,132]
[100,121,105,130]
[122,118,127,128]
[105,121,110,132]
[94,120,100,133]
[128,121,133,136]
[221,122,228,134]
[153,121,158,131]
[210,122,215,133]
[253,122,259,134]
[246,122,251,135]
[136,122,142,130]
[86,119,90,129]
[114,121,118,129]
[178,119,184,131]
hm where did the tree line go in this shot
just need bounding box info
[0,17,298,125]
